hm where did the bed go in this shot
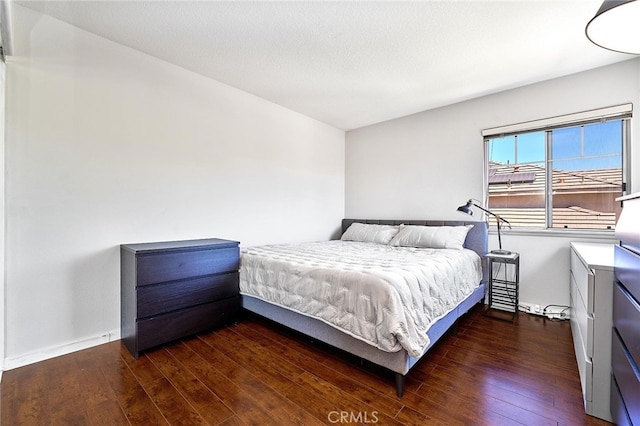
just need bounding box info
[240,219,488,396]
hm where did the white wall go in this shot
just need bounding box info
[4,5,344,367]
[346,58,640,310]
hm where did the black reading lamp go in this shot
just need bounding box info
[457,199,512,255]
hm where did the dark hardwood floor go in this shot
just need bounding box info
[1,305,612,425]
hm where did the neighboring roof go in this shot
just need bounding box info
[488,161,621,196]
[488,161,621,229]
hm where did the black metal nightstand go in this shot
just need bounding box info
[485,252,520,322]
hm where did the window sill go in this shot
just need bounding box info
[490,228,616,241]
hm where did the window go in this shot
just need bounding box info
[484,105,630,231]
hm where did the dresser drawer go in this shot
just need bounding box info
[570,304,593,403]
[612,330,640,424]
[571,270,594,359]
[138,272,239,318]
[611,375,633,426]
[137,246,239,286]
[614,281,640,369]
[571,248,595,314]
[136,296,240,351]
[615,245,640,303]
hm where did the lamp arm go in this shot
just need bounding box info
[459,198,511,254]
[470,201,511,228]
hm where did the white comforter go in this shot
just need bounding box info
[240,241,482,357]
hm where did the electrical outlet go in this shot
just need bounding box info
[520,303,569,320]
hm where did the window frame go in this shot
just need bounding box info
[482,104,632,235]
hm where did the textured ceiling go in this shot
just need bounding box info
[10,0,633,131]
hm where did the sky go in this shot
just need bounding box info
[488,120,622,171]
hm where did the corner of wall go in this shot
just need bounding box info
[0,56,5,383]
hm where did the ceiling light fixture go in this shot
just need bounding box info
[586,0,640,54]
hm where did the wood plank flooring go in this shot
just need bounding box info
[1,305,613,425]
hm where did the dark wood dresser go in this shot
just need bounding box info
[121,238,240,358]
[611,192,640,425]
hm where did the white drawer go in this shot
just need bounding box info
[570,302,593,403]
[571,248,595,314]
[571,266,594,359]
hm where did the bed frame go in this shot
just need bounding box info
[241,219,489,396]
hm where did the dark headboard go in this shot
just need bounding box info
[342,219,489,284]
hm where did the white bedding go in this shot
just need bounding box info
[239,240,482,357]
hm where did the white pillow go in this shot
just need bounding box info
[341,223,400,244]
[389,225,473,250]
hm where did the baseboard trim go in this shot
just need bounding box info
[3,329,121,371]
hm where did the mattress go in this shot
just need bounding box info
[240,240,482,357]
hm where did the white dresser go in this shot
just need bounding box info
[569,242,615,422]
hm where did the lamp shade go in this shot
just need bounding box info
[457,201,473,215]
[586,0,640,54]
